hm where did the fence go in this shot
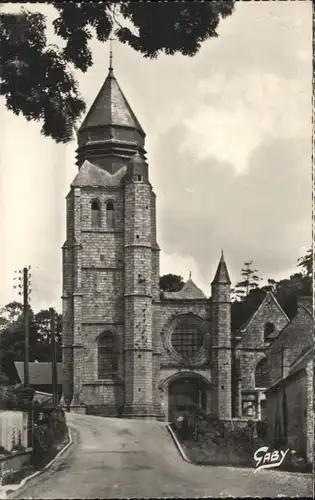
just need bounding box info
[33,391,53,405]
[0,411,28,452]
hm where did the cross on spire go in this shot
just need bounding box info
[109,37,115,74]
[189,270,192,280]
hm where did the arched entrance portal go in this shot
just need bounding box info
[168,374,209,423]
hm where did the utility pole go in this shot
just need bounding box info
[14,266,31,387]
[50,308,58,408]
[23,268,30,387]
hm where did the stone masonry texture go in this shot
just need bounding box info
[62,69,313,463]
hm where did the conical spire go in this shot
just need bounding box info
[79,69,145,134]
[76,53,146,168]
[212,250,231,285]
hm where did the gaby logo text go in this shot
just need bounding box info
[253,446,290,473]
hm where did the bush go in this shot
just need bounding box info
[31,408,68,468]
[177,414,266,467]
[13,385,35,408]
[0,385,16,410]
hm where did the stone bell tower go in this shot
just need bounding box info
[61,53,160,418]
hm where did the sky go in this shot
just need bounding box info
[0,1,312,312]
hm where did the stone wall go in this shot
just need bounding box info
[160,300,210,366]
[0,411,28,452]
[239,293,289,390]
[266,372,306,457]
[123,179,154,417]
[159,368,211,420]
[266,306,313,387]
[211,283,232,420]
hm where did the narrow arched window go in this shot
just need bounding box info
[264,322,275,340]
[255,358,268,388]
[91,199,101,227]
[98,332,117,378]
[106,201,114,229]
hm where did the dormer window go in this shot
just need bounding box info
[137,175,142,181]
[106,200,114,229]
[91,199,101,227]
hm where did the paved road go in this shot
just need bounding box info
[10,413,312,499]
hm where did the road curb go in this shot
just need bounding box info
[166,424,192,464]
[165,426,313,477]
[4,426,73,499]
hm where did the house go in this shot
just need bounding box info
[14,362,63,399]
[232,291,289,419]
[264,298,313,463]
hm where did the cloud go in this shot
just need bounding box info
[157,125,311,289]
[0,1,311,309]
[183,73,311,173]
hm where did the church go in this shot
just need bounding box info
[60,59,311,427]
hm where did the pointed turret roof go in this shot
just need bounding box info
[76,54,146,168]
[79,68,144,135]
[212,250,231,285]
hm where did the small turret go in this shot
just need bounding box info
[211,250,232,420]
[212,250,231,304]
[212,250,231,285]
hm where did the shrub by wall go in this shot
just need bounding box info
[31,408,68,468]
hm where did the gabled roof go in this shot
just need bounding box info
[237,291,289,334]
[290,345,313,370]
[71,160,127,188]
[266,346,313,392]
[79,69,144,135]
[14,362,63,386]
[273,303,313,345]
[163,279,207,300]
[212,251,231,285]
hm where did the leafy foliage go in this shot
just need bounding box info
[0,10,86,143]
[233,260,262,299]
[159,274,185,292]
[32,408,68,468]
[231,249,313,332]
[0,2,235,143]
[0,303,62,368]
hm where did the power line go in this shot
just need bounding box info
[13,266,31,387]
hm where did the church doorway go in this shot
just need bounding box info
[168,374,208,424]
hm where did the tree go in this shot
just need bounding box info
[233,260,262,300]
[0,2,235,143]
[0,301,23,333]
[0,303,62,364]
[159,274,185,293]
[0,303,38,363]
[298,246,312,280]
[33,309,62,362]
[231,249,313,332]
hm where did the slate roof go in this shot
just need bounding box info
[237,291,289,334]
[79,69,144,135]
[14,362,63,386]
[212,251,231,285]
[163,279,207,300]
[266,346,313,392]
[72,160,127,188]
